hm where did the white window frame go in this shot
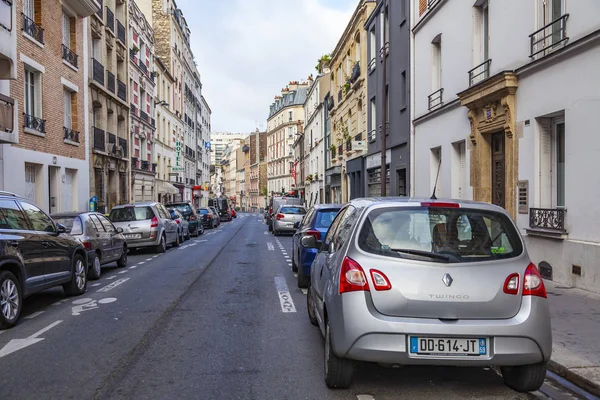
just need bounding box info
[62,10,70,48]
[431,36,442,92]
[64,89,72,129]
[24,67,42,118]
[537,114,565,209]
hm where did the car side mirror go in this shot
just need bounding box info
[56,223,67,234]
[293,221,300,229]
[301,235,318,249]
[116,227,123,234]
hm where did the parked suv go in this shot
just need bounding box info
[108,202,178,253]
[304,198,552,392]
[165,201,203,237]
[51,211,128,280]
[0,192,88,329]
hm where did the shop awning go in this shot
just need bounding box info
[158,181,179,195]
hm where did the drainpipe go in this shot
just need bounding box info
[409,5,416,197]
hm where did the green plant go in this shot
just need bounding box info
[260,186,268,197]
[329,144,336,152]
[132,45,139,53]
[315,53,332,72]
[343,82,351,93]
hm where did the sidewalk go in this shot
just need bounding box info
[545,280,600,396]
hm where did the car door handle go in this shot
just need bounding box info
[320,268,324,278]
[41,241,50,247]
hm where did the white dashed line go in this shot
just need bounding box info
[106,275,117,280]
[25,311,44,319]
[118,271,128,274]
[138,262,145,265]
[267,242,274,251]
[145,258,152,261]
[97,278,130,293]
[129,265,137,269]
[91,283,102,287]
[357,395,375,400]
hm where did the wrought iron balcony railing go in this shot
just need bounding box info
[346,140,352,152]
[63,126,80,143]
[105,6,114,33]
[118,137,128,156]
[368,129,376,142]
[117,79,127,101]
[95,0,103,19]
[468,59,491,87]
[428,88,444,110]
[22,13,43,43]
[530,14,569,59]
[337,89,342,102]
[116,19,126,44]
[23,113,45,133]
[93,127,105,151]
[140,110,149,124]
[348,61,360,84]
[92,58,104,85]
[62,44,78,68]
[139,59,148,74]
[368,58,376,73]
[107,71,115,93]
[130,103,137,117]
[529,208,566,232]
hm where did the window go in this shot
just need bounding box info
[538,116,565,208]
[89,214,104,232]
[98,215,116,233]
[397,169,407,196]
[53,216,83,235]
[430,147,442,198]
[369,27,376,65]
[24,68,40,118]
[64,89,72,129]
[19,201,55,232]
[368,167,390,196]
[401,71,407,110]
[431,35,442,91]
[451,141,466,199]
[369,97,376,141]
[0,200,30,230]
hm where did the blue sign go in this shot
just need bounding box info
[205,142,211,150]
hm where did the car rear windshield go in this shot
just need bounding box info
[315,210,339,229]
[199,209,209,214]
[53,216,84,235]
[172,204,193,216]
[109,206,154,222]
[280,207,306,215]
[358,207,523,263]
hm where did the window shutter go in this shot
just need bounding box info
[71,93,78,131]
[62,12,70,47]
[70,17,76,51]
[419,0,427,16]
[33,0,42,25]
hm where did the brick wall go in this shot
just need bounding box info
[12,0,86,160]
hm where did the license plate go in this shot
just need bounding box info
[125,234,141,239]
[409,337,487,356]
[287,223,294,228]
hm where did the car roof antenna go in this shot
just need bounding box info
[430,156,442,200]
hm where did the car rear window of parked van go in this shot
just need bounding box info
[279,207,306,215]
[358,207,523,263]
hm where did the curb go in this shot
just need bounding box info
[547,359,600,398]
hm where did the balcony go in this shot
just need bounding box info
[141,160,150,171]
[105,6,114,33]
[368,129,376,142]
[468,59,491,87]
[140,109,149,124]
[138,59,148,75]
[327,97,334,111]
[530,14,569,60]
[131,157,138,169]
[106,71,115,93]
[61,44,78,68]
[23,113,45,134]
[93,127,105,151]
[0,94,15,141]
[63,127,80,143]
[107,132,116,154]
[22,13,43,44]
[428,88,444,110]
[345,140,352,152]
[95,0,103,19]
[130,103,137,117]
[529,208,566,233]
[118,137,128,156]
[337,89,342,103]
[368,58,376,74]
[62,0,102,18]
[116,19,125,44]
[92,58,104,85]
[348,61,360,85]
[117,79,126,101]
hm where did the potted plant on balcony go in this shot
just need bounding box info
[315,54,331,74]
[132,45,139,54]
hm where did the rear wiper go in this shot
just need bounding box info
[389,248,453,262]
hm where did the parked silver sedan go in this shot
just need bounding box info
[51,212,128,279]
[304,198,552,392]
[272,205,306,236]
[108,202,178,253]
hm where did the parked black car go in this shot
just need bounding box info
[0,191,88,329]
[165,202,203,237]
[198,207,216,228]
[51,211,128,280]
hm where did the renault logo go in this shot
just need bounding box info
[442,273,453,287]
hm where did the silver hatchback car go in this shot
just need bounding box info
[304,198,552,392]
[272,205,306,236]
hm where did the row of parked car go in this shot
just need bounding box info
[0,192,233,330]
[268,196,552,393]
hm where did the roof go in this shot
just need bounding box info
[111,202,160,208]
[268,87,308,119]
[312,203,344,210]
[50,212,95,218]
[349,197,510,212]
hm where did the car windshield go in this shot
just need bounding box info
[109,206,154,222]
[314,210,339,229]
[280,207,306,215]
[358,207,523,263]
[53,216,84,235]
[172,204,193,216]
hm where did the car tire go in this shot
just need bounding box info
[291,252,298,273]
[156,234,167,253]
[63,253,87,296]
[307,285,318,327]
[185,229,190,240]
[88,253,102,280]
[273,230,279,236]
[199,225,204,235]
[173,231,181,247]
[501,362,547,392]
[324,321,354,389]
[297,266,309,288]
[0,270,22,330]
[116,246,127,268]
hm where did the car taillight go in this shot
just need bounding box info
[269,208,272,215]
[276,213,284,220]
[175,219,181,224]
[305,230,321,240]
[370,269,392,291]
[523,263,547,298]
[420,202,460,208]
[190,215,195,221]
[340,257,369,294]
[150,216,159,228]
[81,241,92,250]
[503,273,520,295]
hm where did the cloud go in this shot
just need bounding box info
[181,0,356,133]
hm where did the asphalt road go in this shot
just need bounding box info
[0,213,590,400]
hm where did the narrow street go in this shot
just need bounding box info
[0,214,593,400]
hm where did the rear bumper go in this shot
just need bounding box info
[273,220,296,233]
[124,230,161,248]
[328,293,552,367]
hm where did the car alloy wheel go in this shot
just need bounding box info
[75,259,86,292]
[1,276,19,322]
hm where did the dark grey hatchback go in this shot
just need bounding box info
[0,192,88,329]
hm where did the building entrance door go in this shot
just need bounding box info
[491,132,505,209]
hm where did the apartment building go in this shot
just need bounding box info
[412,0,600,292]
[198,94,211,206]
[328,0,375,203]
[364,0,411,198]
[129,0,156,202]
[266,81,308,197]
[248,130,267,212]
[3,0,98,212]
[88,0,130,213]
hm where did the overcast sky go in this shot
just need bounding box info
[179,0,356,133]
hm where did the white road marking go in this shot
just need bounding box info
[91,283,102,287]
[118,271,128,274]
[137,262,145,265]
[106,275,117,280]
[97,278,130,293]
[145,258,153,261]
[301,289,308,295]
[264,231,268,235]
[274,276,296,313]
[0,320,63,358]
[72,298,93,305]
[24,311,44,319]
[293,273,298,277]
[152,255,159,258]
[267,242,274,251]
[129,265,137,269]
[71,297,117,316]
[98,297,117,304]
[357,395,375,400]
[51,301,62,306]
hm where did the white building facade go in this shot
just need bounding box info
[412,0,600,292]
